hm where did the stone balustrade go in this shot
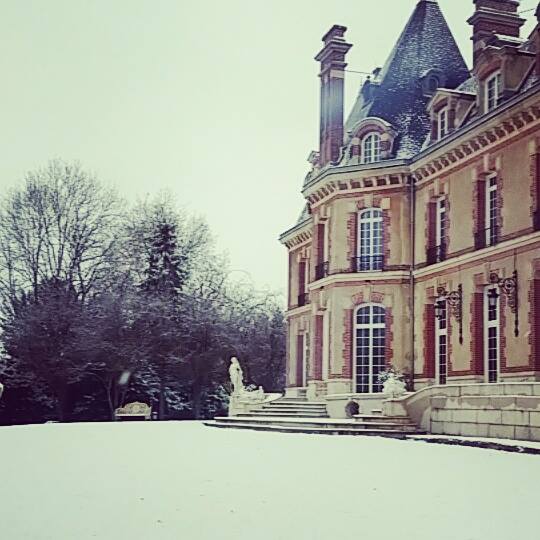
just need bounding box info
[382,383,540,442]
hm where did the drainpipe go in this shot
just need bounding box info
[409,174,416,389]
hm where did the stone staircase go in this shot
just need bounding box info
[205,397,425,438]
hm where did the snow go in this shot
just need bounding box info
[1,421,539,540]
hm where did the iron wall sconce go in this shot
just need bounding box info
[489,271,519,337]
[436,284,463,344]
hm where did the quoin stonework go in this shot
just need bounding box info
[279,0,540,438]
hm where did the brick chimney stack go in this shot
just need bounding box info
[315,25,352,167]
[468,0,526,64]
[536,2,540,76]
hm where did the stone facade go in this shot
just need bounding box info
[280,0,540,418]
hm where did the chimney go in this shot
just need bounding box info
[536,3,540,76]
[468,0,526,64]
[315,25,352,167]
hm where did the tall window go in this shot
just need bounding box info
[436,196,446,261]
[438,107,449,139]
[354,304,386,393]
[435,298,448,385]
[485,174,498,246]
[484,286,500,383]
[485,72,502,113]
[362,133,381,164]
[356,208,383,271]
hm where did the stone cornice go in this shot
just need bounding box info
[278,217,313,248]
[414,231,540,280]
[307,271,410,291]
[412,84,540,185]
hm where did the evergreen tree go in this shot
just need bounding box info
[143,221,187,295]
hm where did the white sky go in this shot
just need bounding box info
[0,0,537,295]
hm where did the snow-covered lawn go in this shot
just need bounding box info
[0,422,538,540]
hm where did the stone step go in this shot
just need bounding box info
[213,416,422,433]
[274,400,326,406]
[238,412,328,418]
[262,403,326,411]
[354,414,414,425]
[205,420,425,438]
[232,416,417,431]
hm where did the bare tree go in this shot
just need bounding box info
[0,160,123,310]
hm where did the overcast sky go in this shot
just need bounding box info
[1,0,537,295]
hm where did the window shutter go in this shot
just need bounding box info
[426,201,437,263]
[533,280,540,370]
[317,224,325,264]
[298,261,306,295]
[472,292,485,375]
[351,212,359,270]
[475,179,486,249]
[424,304,436,379]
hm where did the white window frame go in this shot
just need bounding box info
[485,71,502,113]
[357,208,383,271]
[435,196,446,249]
[435,297,448,385]
[484,285,500,384]
[362,133,381,164]
[353,303,386,394]
[485,173,498,247]
[437,107,449,139]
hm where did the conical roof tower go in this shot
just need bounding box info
[345,0,470,159]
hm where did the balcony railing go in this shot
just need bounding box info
[474,225,499,250]
[426,243,446,265]
[315,261,329,281]
[351,255,384,272]
[297,293,309,307]
[534,209,540,231]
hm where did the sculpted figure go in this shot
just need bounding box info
[382,372,407,398]
[0,381,3,400]
[229,357,244,395]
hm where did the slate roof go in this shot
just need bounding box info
[343,0,470,160]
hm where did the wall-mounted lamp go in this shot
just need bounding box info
[489,271,519,337]
[436,284,463,344]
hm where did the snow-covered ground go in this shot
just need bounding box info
[0,422,538,540]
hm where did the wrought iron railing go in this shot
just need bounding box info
[426,243,446,265]
[474,225,499,250]
[297,293,309,307]
[350,256,384,272]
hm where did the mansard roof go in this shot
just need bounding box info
[344,0,470,160]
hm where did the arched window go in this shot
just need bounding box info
[362,133,381,164]
[355,208,383,271]
[354,304,386,393]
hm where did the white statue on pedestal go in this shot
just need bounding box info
[382,372,407,398]
[229,357,244,395]
[228,357,267,416]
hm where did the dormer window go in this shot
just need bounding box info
[438,107,449,139]
[362,133,381,164]
[485,72,502,113]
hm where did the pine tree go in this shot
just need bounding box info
[143,221,187,295]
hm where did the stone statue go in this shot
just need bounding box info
[229,357,244,395]
[0,381,3,400]
[382,372,407,398]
